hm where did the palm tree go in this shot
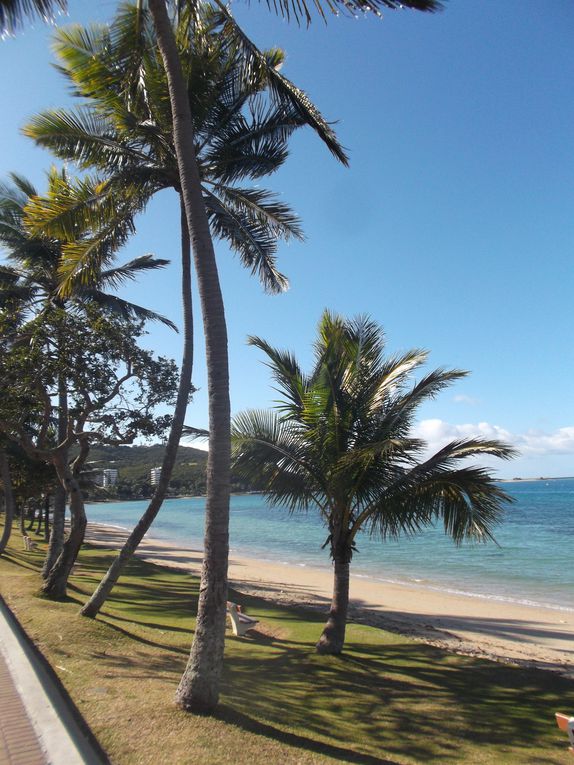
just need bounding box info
[0,171,173,586]
[146,0,442,712]
[232,310,516,654]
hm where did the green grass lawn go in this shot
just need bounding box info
[0,525,573,764]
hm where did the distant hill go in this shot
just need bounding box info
[85,443,216,500]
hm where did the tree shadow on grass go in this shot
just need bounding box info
[217,705,402,764]
[94,613,192,655]
[222,636,574,764]
[1,549,44,572]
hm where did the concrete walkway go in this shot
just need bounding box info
[0,598,108,765]
[0,651,47,765]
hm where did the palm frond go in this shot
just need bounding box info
[211,1,349,165]
[98,255,171,290]
[356,437,516,541]
[210,185,303,240]
[232,409,329,512]
[74,289,177,330]
[203,186,290,294]
[23,108,152,173]
[203,100,305,182]
[0,0,66,34]
[247,335,310,416]
[259,0,442,26]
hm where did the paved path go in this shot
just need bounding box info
[0,651,47,765]
[0,598,107,765]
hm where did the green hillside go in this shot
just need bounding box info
[86,443,210,500]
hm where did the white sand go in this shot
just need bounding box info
[85,523,574,678]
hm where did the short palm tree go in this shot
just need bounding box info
[232,311,515,654]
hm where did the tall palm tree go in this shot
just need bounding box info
[145,0,441,712]
[0,171,173,586]
[232,311,516,654]
[23,3,345,650]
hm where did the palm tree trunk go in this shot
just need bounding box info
[148,0,230,714]
[0,449,15,555]
[41,456,87,599]
[316,548,351,655]
[80,199,194,618]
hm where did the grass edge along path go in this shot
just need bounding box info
[0,525,572,765]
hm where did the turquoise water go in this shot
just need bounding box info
[86,478,574,612]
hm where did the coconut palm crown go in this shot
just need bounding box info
[232,310,516,654]
[0,171,174,328]
[22,2,347,294]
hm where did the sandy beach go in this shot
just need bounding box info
[85,523,573,679]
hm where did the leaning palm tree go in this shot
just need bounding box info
[146,0,440,712]
[232,311,516,654]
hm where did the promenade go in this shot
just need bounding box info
[0,651,46,765]
[0,598,106,765]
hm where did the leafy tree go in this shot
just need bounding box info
[0,171,173,577]
[232,311,515,654]
[0,307,178,597]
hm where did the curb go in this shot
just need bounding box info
[0,596,109,765]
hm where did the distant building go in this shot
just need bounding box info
[150,467,162,486]
[95,468,119,488]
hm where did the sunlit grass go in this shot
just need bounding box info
[0,523,572,764]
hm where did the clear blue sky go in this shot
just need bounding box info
[1,0,572,478]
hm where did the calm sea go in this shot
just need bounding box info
[86,478,574,612]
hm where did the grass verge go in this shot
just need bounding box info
[0,524,573,764]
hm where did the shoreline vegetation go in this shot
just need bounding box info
[0,521,572,764]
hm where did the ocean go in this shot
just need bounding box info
[86,477,574,613]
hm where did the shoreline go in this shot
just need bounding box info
[84,522,573,679]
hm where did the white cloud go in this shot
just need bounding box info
[413,421,574,457]
[515,427,574,455]
[453,394,480,406]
